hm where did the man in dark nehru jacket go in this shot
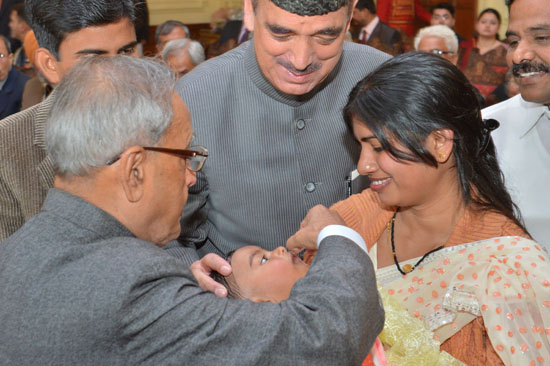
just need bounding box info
[177,0,390,288]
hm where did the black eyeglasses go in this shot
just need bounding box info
[106,145,208,172]
[430,49,454,56]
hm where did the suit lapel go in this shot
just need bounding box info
[33,93,56,191]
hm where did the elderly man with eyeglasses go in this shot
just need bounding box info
[0,55,384,365]
[414,24,459,65]
[414,25,486,108]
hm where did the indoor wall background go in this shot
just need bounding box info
[147,0,509,39]
[148,0,241,25]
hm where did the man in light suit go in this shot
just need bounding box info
[0,0,139,241]
[351,0,403,55]
[0,55,384,365]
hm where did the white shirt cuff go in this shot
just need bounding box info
[317,225,368,254]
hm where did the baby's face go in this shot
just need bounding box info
[230,246,309,303]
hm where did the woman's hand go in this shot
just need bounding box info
[190,253,232,297]
[286,205,345,251]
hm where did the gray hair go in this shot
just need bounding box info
[46,56,176,177]
[161,38,205,66]
[155,20,190,45]
[253,0,352,16]
[414,25,458,54]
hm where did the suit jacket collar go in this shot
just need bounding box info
[33,90,56,148]
[42,188,135,240]
[517,94,550,138]
[362,16,380,42]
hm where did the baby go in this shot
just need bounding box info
[212,245,386,366]
[212,246,311,303]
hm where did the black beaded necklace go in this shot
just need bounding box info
[388,212,445,275]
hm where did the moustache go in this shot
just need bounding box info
[276,59,322,75]
[512,61,549,77]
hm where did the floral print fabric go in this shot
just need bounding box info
[377,236,550,366]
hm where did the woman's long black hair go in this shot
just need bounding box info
[344,52,527,233]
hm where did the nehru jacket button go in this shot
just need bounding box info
[305,182,316,192]
[296,119,306,130]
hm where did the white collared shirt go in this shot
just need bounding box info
[482,95,550,250]
[359,16,380,42]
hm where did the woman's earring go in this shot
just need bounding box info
[365,164,372,170]
[438,152,445,160]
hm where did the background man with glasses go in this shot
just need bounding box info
[0,34,28,119]
[414,25,486,107]
[414,24,459,65]
[0,55,384,365]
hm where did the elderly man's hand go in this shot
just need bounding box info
[190,253,232,297]
[286,205,345,251]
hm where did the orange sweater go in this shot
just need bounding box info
[331,189,529,365]
[332,189,527,250]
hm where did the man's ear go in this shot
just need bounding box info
[34,48,62,85]
[429,128,454,164]
[117,146,147,203]
[243,0,255,32]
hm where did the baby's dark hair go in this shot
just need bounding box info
[210,251,244,299]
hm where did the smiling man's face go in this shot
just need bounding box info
[506,0,550,105]
[244,0,352,96]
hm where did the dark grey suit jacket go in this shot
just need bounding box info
[0,189,384,365]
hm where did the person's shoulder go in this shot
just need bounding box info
[0,99,41,139]
[379,21,398,34]
[342,41,391,67]
[14,67,30,82]
[481,94,523,117]
[9,67,30,87]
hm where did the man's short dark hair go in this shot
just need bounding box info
[25,0,135,59]
[0,35,12,54]
[253,0,353,16]
[154,20,190,46]
[506,0,514,6]
[10,3,28,24]
[430,2,455,17]
[355,0,376,14]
